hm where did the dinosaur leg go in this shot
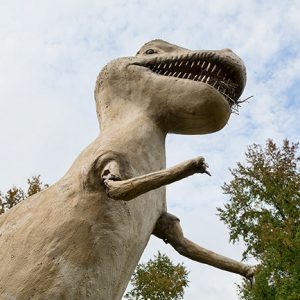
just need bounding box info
[152,212,255,279]
[103,156,210,201]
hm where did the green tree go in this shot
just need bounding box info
[0,175,48,215]
[124,252,189,300]
[217,139,300,300]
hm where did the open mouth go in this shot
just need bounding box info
[136,52,246,110]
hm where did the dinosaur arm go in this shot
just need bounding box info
[153,212,256,279]
[103,156,210,201]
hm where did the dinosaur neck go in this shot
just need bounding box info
[94,89,167,172]
[100,112,167,173]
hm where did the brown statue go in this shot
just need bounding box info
[0,40,255,299]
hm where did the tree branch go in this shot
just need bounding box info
[153,212,256,279]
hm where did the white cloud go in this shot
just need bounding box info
[1,1,300,299]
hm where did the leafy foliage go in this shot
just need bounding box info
[0,175,48,215]
[124,252,189,300]
[217,139,300,299]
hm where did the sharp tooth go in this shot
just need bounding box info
[191,61,195,68]
[185,61,189,66]
[157,70,162,74]
[157,63,161,69]
[187,73,192,79]
[169,63,172,69]
[173,72,177,77]
[168,72,173,76]
[179,61,183,67]
[206,62,211,71]
[206,76,210,83]
[201,61,206,68]
[212,81,217,87]
[163,64,167,68]
[164,70,168,75]
[177,72,182,77]
[197,61,201,66]
[174,61,178,66]
[183,73,187,78]
[212,65,217,72]
[202,75,206,82]
[217,69,222,76]
[193,74,198,80]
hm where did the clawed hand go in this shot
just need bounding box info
[193,156,211,176]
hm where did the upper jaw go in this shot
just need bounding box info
[132,50,247,108]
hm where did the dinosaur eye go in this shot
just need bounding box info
[145,49,156,55]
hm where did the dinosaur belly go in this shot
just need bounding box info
[0,179,165,300]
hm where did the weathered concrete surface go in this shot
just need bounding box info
[0,40,249,299]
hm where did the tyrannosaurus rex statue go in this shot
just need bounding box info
[0,39,255,299]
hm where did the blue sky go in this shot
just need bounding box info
[1,1,300,299]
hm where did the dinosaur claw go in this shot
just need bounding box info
[204,169,211,176]
[244,266,257,286]
[194,157,211,176]
[202,162,211,176]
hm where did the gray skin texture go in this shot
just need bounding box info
[0,40,254,300]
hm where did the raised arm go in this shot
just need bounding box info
[102,156,210,201]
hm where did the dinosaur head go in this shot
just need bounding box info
[95,39,246,134]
